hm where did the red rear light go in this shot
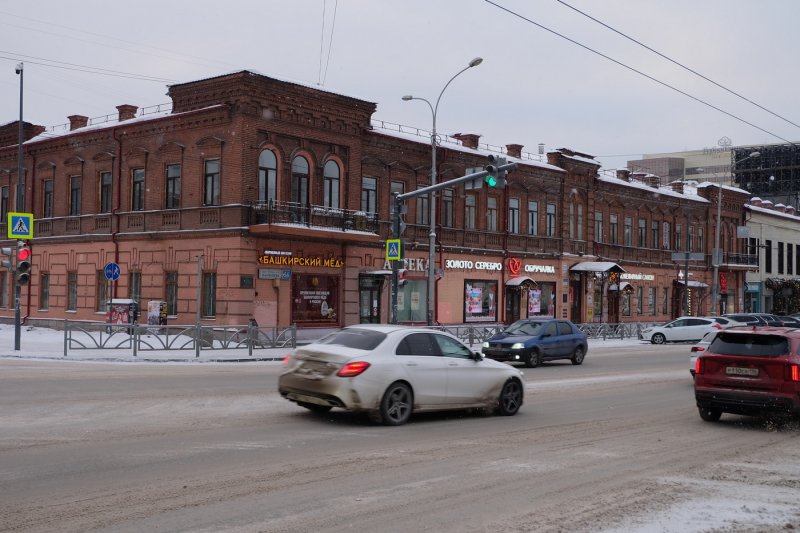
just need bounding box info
[337,361,371,377]
[695,357,704,375]
[282,355,290,365]
[691,346,705,353]
[713,323,722,329]
[787,364,800,382]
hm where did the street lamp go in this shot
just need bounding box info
[402,57,483,326]
[710,150,760,316]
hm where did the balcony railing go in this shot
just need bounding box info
[250,201,379,233]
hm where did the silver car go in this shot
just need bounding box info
[278,325,524,425]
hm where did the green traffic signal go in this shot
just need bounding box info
[485,175,497,187]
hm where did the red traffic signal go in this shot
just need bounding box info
[15,243,31,285]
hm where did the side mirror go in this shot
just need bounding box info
[472,351,483,361]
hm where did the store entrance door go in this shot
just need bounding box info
[505,288,521,323]
[570,274,582,322]
[358,275,383,324]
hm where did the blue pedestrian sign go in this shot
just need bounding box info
[385,239,402,261]
[104,262,121,281]
[7,212,34,240]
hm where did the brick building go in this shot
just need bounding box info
[0,70,754,331]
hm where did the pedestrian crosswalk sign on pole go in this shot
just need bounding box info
[8,212,34,240]
[386,239,402,261]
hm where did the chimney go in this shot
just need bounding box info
[774,203,787,213]
[538,143,545,155]
[641,174,661,188]
[68,115,88,131]
[750,197,763,206]
[452,133,480,149]
[505,144,523,159]
[117,104,138,122]
[616,169,631,182]
[670,180,685,194]
[786,206,796,215]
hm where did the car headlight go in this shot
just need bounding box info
[482,341,489,348]
[511,342,525,350]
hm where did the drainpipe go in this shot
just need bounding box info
[112,128,122,299]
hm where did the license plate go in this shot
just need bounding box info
[726,366,758,377]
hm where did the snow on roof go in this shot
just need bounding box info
[695,181,750,194]
[596,174,709,203]
[746,203,800,221]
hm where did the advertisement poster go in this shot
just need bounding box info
[466,286,483,314]
[410,291,420,311]
[529,289,541,314]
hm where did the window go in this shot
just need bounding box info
[96,271,108,312]
[416,195,429,225]
[594,212,603,243]
[648,287,656,315]
[361,177,377,214]
[528,201,539,235]
[676,224,683,250]
[0,186,7,220]
[638,218,646,247]
[788,243,794,276]
[636,287,643,314]
[622,291,631,316]
[465,280,498,322]
[258,150,277,205]
[487,197,497,231]
[577,204,583,240]
[131,169,145,211]
[166,164,181,209]
[100,171,112,213]
[651,220,659,249]
[765,240,772,273]
[663,222,671,249]
[508,198,520,233]
[663,287,669,314]
[796,245,800,278]
[688,225,694,252]
[67,271,78,311]
[569,203,575,240]
[433,334,473,359]
[546,203,556,237]
[0,271,7,308]
[609,214,618,244]
[202,272,216,318]
[70,176,81,216]
[465,194,476,230]
[291,274,340,325]
[778,241,785,274]
[624,217,632,246]
[36,272,49,310]
[165,271,178,316]
[396,333,438,356]
[129,271,141,303]
[204,159,220,206]
[697,227,704,253]
[323,160,340,209]
[291,156,309,208]
[43,180,54,218]
[442,189,454,227]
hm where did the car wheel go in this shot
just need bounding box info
[525,349,542,368]
[496,379,522,416]
[377,382,413,426]
[698,407,722,422]
[297,401,332,414]
[651,333,666,345]
[570,346,585,365]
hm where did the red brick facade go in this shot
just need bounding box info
[0,70,751,330]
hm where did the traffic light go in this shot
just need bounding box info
[1,246,12,271]
[484,154,508,189]
[398,269,408,288]
[15,242,31,286]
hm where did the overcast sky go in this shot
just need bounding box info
[2,0,799,172]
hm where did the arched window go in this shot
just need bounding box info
[258,150,277,205]
[291,156,309,207]
[323,160,340,209]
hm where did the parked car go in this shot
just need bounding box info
[704,316,743,328]
[481,319,588,368]
[640,317,722,344]
[722,313,768,326]
[689,330,719,377]
[278,325,524,425]
[694,327,800,421]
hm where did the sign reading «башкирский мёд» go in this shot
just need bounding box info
[258,254,343,268]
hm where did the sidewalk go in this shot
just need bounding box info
[0,324,644,363]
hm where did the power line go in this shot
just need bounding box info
[483,0,797,147]
[555,0,800,131]
[0,51,175,83]
[322,0,339,86]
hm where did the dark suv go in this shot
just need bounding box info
[481,319,588,368]
[694,327,800,421]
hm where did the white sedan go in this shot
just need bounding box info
[641,317,722,344]
[278,325,524,425]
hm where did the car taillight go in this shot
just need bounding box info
[691,346,705,353]
[713,323,722,329]
[695,357,704,375]
[282,355,290,365]
[337,361,371,377]
[786,364,800,382]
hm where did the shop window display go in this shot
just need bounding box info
[465,280,498,322]
[292,274,340,325]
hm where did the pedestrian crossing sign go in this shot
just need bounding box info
[8,212,33,240]
[385,239,402,261]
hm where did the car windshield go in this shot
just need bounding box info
[709,332,790,357]
[504,321,544,336]
[317,329,386,350]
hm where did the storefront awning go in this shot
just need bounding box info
[364,270,393,276]
[677,280,709,288]
[608,281,633,292]
[569,261,625,274]
[506,276,537,288]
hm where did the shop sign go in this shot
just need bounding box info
[382,258,428,272]
[621,272,655,281]
[258,268,292,280]
[508,258,522,274]
[258,255,343,268]
[524,264,556,274]
[445,259,502,271]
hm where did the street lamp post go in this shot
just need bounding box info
[402,57,482,326]
[14,62,24,351]
[710,150,760,316]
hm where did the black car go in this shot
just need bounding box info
[481,319,588,368]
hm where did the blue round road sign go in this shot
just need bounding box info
[104,262,121,281]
